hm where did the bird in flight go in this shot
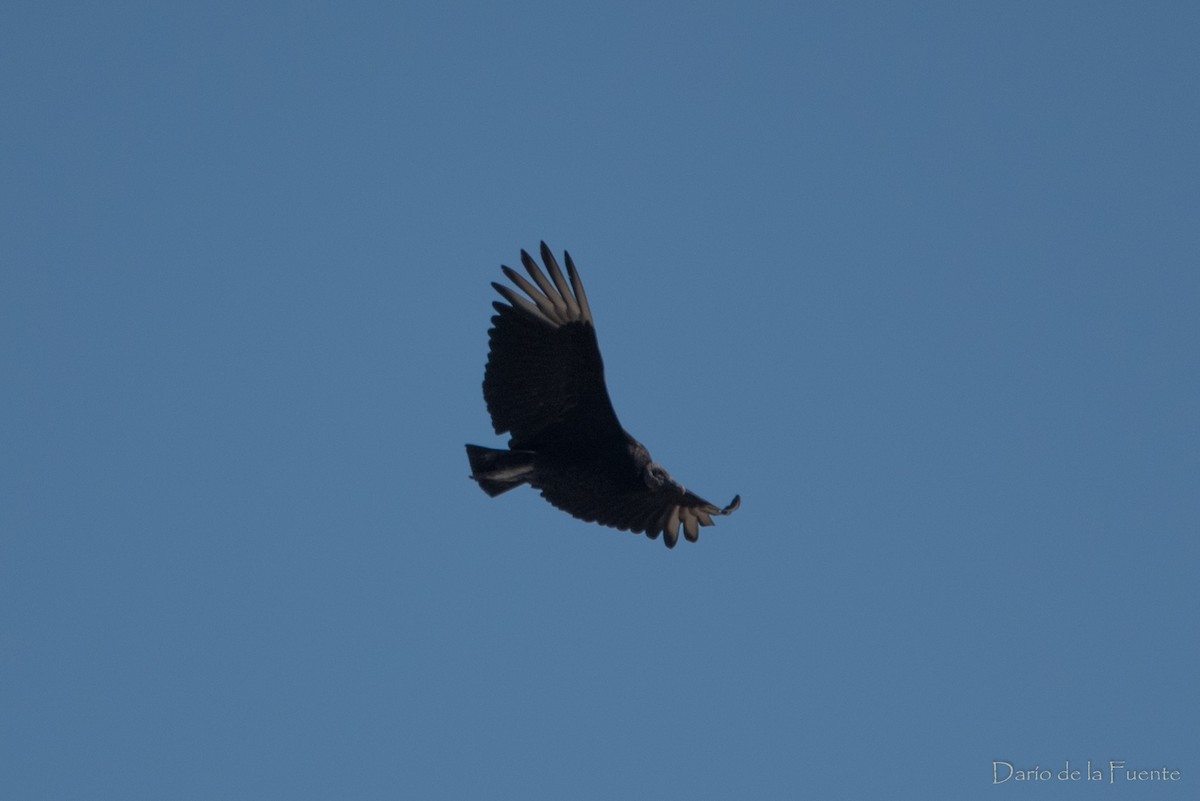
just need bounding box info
[465,242,740,548]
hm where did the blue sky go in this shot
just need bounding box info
[3,2,1197,798]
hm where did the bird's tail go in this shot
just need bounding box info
[465,445,535,497]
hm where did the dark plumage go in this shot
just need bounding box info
[465,242,740,548]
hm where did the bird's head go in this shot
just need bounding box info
[642,461,679,492]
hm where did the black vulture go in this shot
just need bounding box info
[465,242,740,548]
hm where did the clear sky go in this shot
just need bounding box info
[3,2,1197,799]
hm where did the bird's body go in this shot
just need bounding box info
[465,243,739,548]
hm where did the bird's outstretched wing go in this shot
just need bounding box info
[539,476,741,549]
[483,242,623,451]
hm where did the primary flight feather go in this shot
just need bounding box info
[465,243,740,548]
